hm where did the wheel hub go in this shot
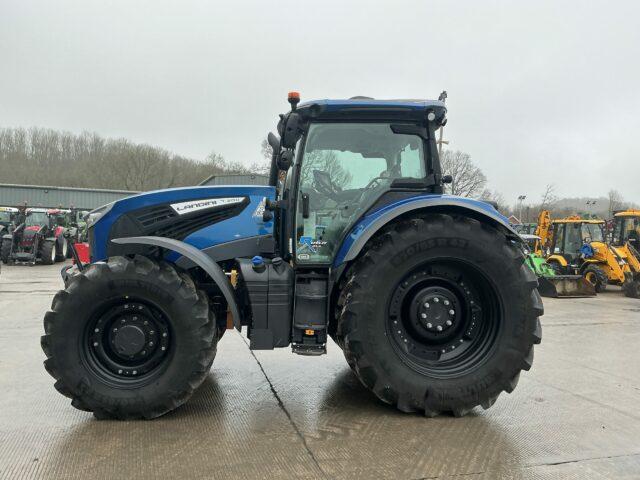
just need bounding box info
[87,300,170,379]
[416,289,458,333]
[113,324,146,356]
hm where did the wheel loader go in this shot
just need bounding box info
[41,93,542,420]
[611,209,640,298]
[535,210,637,295]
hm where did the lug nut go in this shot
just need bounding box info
[161,347,166,351]
[444,300,450,306]
[93,342,98,347]
[434,298,440,303]
[424,303,430,308]
[449,310,455,315]
[426,323,433,329]
[132,370,137,375]
[121,319,126,324]
[149,342,154,346]
[421,313,427,319]
[436,325,443,332]
[94,328,99,333]
[118,369,123,374]
[162,333,167,337]
[446,320,452,326]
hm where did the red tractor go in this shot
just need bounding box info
[1,208,69,265]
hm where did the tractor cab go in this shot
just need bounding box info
[613,210,640,248]
[268,94,448,267]
[549,217,605,266]
[0,207,18,233]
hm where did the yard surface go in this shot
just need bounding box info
[0,262,639,479]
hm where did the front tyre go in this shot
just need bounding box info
[1,239,10,264]
[583,264,608,293]
[336,214,543,417]
[40,240,56,265]
[41,255,217,419]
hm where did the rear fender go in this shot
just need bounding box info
[111,236,242,330]
[334,196,519,267]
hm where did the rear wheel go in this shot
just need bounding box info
[40,240,56,265]
[336,214,542,417]
[583,264,608,292]
[41,255,217,419]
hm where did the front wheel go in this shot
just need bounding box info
[1,239,11,263]
[583,264,608,293]
[55,237,68,262]
[41,255,217,419]
[40,240,56,265]
[336,214,542,417]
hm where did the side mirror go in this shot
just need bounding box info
[267,132,281,153]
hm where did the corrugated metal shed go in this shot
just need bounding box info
[0,183,138,210]
[200,174,269,186]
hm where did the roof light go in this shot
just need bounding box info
[288,91,300,101]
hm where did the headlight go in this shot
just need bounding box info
[86,202,115,228]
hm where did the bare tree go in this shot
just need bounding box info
[440,150,487,197]
[608,189,624,217]
[540,183,558,208]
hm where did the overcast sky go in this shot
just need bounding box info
[1,0,639,205]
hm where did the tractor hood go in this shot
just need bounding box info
[89,185,276,262]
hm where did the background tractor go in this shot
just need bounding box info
[535,210,637,296]
[0,207,18,235]
[41,94,542,420]
[1,208,69,265]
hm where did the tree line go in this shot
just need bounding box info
[0,127,258,191]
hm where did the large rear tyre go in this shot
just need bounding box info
[1,239,10,264]
[336,214,543,417]
[41,255,217,419]
[583,264,608,293]
[40,240,56,265]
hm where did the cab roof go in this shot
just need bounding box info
[614,209,640,217]
[0,206,18,212]
[296,98,447,124]
[553,218,604,225]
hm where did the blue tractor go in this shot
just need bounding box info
[42,93,542,419]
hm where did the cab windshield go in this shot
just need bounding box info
[613,217,640,245]
[0,211,11,224]
[25,212,48,227]
[295,122,425,263]
[581,223,604,243]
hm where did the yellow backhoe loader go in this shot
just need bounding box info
[611,209,640,298]
[535,211,637,296]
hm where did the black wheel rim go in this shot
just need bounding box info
[386,258,502,379]
[82,297,172,386]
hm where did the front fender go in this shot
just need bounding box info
[111,236,242,330]
[334,195,518,267]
